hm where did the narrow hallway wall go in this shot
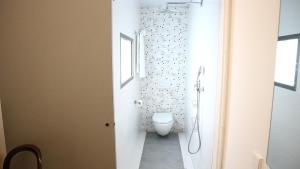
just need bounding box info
[222,0,280,168]
[267,0,300,168]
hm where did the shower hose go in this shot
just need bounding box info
[188,80,202,154]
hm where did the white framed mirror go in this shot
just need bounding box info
[274,34,300,91]
[120,33,134,88]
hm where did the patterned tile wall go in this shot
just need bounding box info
[139,6,189,132]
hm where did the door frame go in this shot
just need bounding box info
[0,100,7,166]
[212,0,231,168]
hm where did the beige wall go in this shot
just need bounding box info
[0,101,6,166]
[0,0,116,169]
[222,0,280,169]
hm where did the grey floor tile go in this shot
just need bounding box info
[139,133,184,169]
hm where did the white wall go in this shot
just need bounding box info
[267,0,300,169]
[278,0,300,36]
[112,1,146,169]
[222,0,280,169]
[184,1,221,169]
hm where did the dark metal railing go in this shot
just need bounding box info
[3,144,42,169]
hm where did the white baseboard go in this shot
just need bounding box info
[179,133,195,169]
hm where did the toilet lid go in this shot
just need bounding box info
[152,113,173,123]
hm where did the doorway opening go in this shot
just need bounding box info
[112,1,223,169]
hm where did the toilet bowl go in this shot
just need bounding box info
[152,113,174,136]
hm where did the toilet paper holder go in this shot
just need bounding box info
[134,100,143,105]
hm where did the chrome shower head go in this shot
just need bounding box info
[166,0,204,7]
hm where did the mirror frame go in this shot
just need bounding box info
[274,34,300,91]
[120,33,134,89]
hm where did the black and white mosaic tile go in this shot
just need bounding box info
[139,7,189,132]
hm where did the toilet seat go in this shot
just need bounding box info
[152,113,173,124]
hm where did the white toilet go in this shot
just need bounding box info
[152,113,174,136]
